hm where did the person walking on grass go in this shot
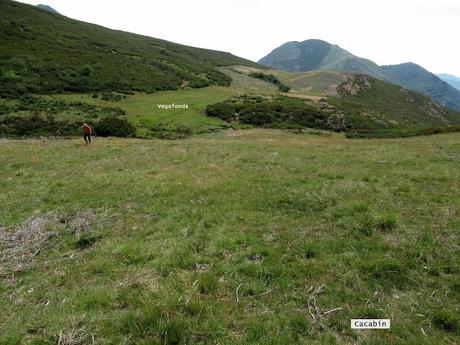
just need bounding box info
[82,122,92,144]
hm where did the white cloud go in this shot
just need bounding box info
[15,0,460,76]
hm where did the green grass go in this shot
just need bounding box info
[1,130,459,344]
[272,70,348,96]
[47,88,233,134]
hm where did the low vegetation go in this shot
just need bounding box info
[248,72,291,92]
[0,113,136,138]
[93,117,136,138]
[0,94,125,120]
[1,130,459,344]
[0,113,79,137]
[205,95,331,130]
[0,95,134,137]
[346,125,460,139]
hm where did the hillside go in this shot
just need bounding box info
[381,63,460,112]
[438,73,460,91]
[0,0,262,96]
[258,40,460,111]
[212,68,460,131]
[330,74,460,128]
[2,65,460,139]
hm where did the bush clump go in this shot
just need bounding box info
[206,95,331,130]
[149,124,193,140]
[249,72,291,92]
[0,113,79,137]
[100,92,128,102]
[94,117,136,137]
[433,311,459,333]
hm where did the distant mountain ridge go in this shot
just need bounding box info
[259,39,460,111]
[438,74,460,91]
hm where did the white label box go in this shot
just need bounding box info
[351,319,391,329]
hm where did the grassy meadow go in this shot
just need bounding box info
[1,130,459,344]
[231,66,347,97]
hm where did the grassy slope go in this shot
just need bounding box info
[329,75,460,129]
[1,130,459,344]
[0,0,261,95]
[273,70,347,96]
[381,63,460,112]
[230,65,347,96]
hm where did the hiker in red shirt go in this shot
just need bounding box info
[82,123,92,144]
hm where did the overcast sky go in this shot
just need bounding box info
[17,0,460,76]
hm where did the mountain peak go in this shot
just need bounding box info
[36,4,59,14]
[299,38,332,45]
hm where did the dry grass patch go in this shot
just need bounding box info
[0,208,103,274]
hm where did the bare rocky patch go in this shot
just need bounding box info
[337,74,372,96]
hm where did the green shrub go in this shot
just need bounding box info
[205,95,331,130]
[80,65,93,77]
[100,92,127,102]
[248,72,290,92]
[148,124,193,139]
[204,102,237,122]
[346,126,460,139]
[94,117,136,137]
[433,311,459,333]
[0,113,78,137]
[278,84,291,92]
[2,95,125,119]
